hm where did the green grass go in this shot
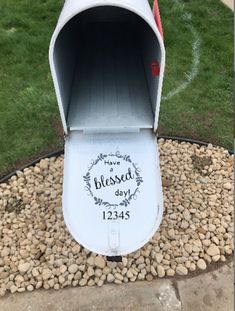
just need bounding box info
[0,0,64,175]
[156,0,233,147]
[0,0,233,176]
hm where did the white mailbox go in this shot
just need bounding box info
[49,0,165,256]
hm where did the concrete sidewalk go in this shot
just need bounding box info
[221,0,234,10]
[0,261,233,311]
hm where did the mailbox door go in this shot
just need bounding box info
[63,129,163,256]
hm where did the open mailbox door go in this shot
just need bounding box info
[49,0,165,256]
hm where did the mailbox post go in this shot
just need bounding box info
[49,0,165,256]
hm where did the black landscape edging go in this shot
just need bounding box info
[0,149,64,184]
[0,136,233,184]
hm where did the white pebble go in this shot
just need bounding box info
[206,244,220,256]
[94,256,106,269]
[68,264,79,274]
[197,259,207,270]
[107,274,115,283]
[18,263,30,274]
[176,266,188,276]
[157,266,165,278]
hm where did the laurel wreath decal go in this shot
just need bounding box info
[83,152,143,209]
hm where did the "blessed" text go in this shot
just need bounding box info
[94,168,134,190]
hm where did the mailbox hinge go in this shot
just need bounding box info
[83,128,140,135]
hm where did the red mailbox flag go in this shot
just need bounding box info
[153,0,164,39]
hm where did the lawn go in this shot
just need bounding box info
[0,0,233,177]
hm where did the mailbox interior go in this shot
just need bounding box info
[53,6,162,132]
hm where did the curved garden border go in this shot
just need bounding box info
[0,136,232,184]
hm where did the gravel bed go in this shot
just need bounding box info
[0,139,233,296]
